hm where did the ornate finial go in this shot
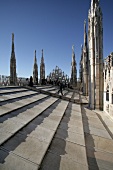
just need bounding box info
[12,33,14,42]
[72,45,74,53]
[91,0,99,8]
[42,49,44,58]
[84,19,86,32]
[34,50,37,63]
[12,33,15,53]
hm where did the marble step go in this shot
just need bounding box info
[26,86,80,104]
[40,102,88,170]
[0,87,28,94]
[0,93,48,117]
[64,92,73,98]
[0,90,38,102]
[73,92,79,100]
[42,87,57,91]
[36,85,53,90]
[0,100,69,170]
[0,97,58,145]
[81,105,113,170]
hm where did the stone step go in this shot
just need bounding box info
[0,93,48,117]
[40,102,88,170]
[0,99,69,170]
[64,92,73,98]
[51,89,68,95]
[43,87,59,93]
[36,85,53,90]
[42,87,57,91]
[25,86,80,104]
[0,96,58,145]
[0,90,38,102]
[73,92,79,100]
[81,105,113,170]
[41,88,68,95]
[0,87,28,95]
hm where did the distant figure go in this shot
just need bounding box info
[29,76,33,87]
[58,82,63,95]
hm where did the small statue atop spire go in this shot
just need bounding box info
[72,45,74,53]
[11,33,15,53]
[91,0,99,9]
[84,19,86,31]
[12,33,14,42]
[34,50,37,62]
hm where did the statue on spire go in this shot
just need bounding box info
[34,50,37,62]
[12,33,14,42]
[84,20,86,32]
[72,45,74,53]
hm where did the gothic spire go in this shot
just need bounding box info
[40,49,45,84]
[41,49,44,63]
[72,45,75,63]
[33,50,38,84]
[34,50,37,63]
[10,33,16,85]
[11,33,15,55]
[81,44,83,60]
[84,20,87,47]
[71,45,77,87]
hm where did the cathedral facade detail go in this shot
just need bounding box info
[104,53,113,117]
[47,66,69,84]
[10,33,17,85]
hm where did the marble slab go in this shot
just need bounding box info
[0,148,39,170]
[49,137,88,166]
[40,151,88,170]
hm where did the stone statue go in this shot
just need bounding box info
[12,33,14,42]
[72,45,74,53]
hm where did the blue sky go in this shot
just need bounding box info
[0,0,113,79]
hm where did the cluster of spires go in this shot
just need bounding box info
[33,49,45,85]
[10,33,77,86]
[10,0,103,110]
[10,33,45,85]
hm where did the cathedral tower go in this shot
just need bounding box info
[70,45,77,87]
[88,0,103,110]
[10,33,17,85]
[82,20,89,96]
[33,50,38,84]
[40,49,45,84]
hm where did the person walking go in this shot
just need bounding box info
[58,82,63,95]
